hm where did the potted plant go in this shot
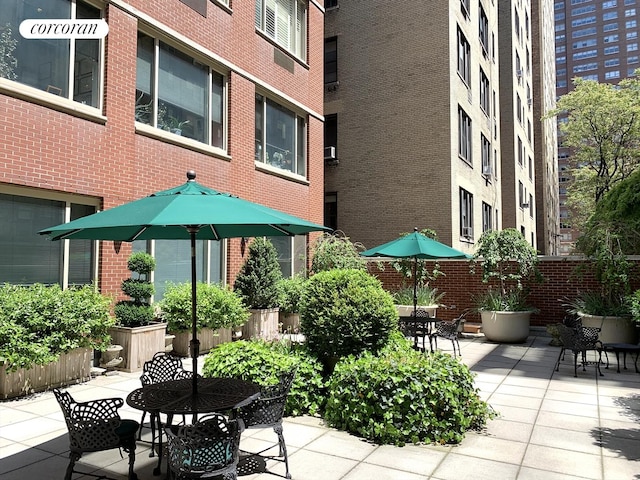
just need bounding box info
[233,237,283,339]
[278,275,306,334]
[470,228,540,343]
[569,226,638,343]
[159,282,249,356]
[392,285,445,317]
[109,252,167,372]
[0,283,113,398]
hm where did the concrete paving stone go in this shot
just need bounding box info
[493,383,548,399]
[522,444,602,479]
[540,398,600,418]
[303,429,378,461]
[602,455,640,480]
[0,416,66,443]
[482,418,534,443]
[543,389,600,405]
[363,443,447,476]
[0,454,72,480]
[547,379,599,394]
[489,404,540,424]
[430,452,520,480]
[282,449,359,480]
[598,417,640,437]
[447,433,527,464]
[517,465,595,479]
[486,392,544,410]
[341,461,428,480]
[529,424,601,455]
[535,410,600,432]
[598,431,640,460]
[500,375,551,389]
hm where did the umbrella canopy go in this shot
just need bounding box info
[39,171,329,392]
[360,228,470,316]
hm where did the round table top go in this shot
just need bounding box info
[126,377,260,416]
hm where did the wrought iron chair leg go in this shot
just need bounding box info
[65,452,80,480]
[573,351,579,377]
[138,411,146,440]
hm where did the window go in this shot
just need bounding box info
[0,190,98,286]
[457,27,471,85]
[519,181,524,206]
[605,46,620,54]
[629,42,639,51]
[458,106,472,164]
[604,34,620,42]
[133,240,223,301]
[326,0,338,8]
[461,0,471,18]
[571,5,596,14]
[482,202,492,232]
[605,58,620,67]
[626,8,637,15]
[573,38,597,48]
[460,188,474,239]
[572,27,597,37]
[571,16,596,27]
[603,11,618,20]
[255,93,307,176]
[518,136,523,165]
[255,0,307,60]
[269,235,306,277]
[324,113,337,160]
[479,3,489,56]
[573,49,597,60]
[605,70,621,79]
[0,0,103,108]
[573,62,598,72]
[480,68,490,115]
[629,55,640,63]
[324,193,338,232]
[627,20,638,29]
[603,0,618,8]
[324,37,337,84]
[481,134,491,176]
[136,32,225,149]
[557,79,568,88]
[517,94,522,123]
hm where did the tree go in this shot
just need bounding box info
[547,74,640,230]
[233,237,283,309]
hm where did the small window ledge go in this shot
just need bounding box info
[135,122,231,160]
[255,161,309,185]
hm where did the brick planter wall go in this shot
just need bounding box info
[368,257,640,327]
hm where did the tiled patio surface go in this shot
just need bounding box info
[1,332,639,479]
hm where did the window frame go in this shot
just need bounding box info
[458,105,472,165]
[459,188,474,240]
[255,0,307,61]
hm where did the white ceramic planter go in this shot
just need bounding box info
[480,310,532,343]
[579,313,638,344]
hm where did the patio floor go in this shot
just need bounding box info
[1,332,639,479]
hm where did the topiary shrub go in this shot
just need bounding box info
[234,237,283,309]
[299,269,398,361]
[115,252,156,327]
[0,283,114,372]
[202,339,325,416]
[323,331,494,446]
[159,282,249,333]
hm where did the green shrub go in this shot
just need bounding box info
[324,332,494,446]
[278,275,307,314]
[310,232,366,274]
[127,251,156,276]
[628,290,640,323]
[234,237,282,309]
[299,269,398,359]
[114,301,155,327]
[202,339,325,416]
[159,282,249,332]
[0,283,114,372]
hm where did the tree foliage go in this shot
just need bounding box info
[547,74,640,230]
[233,237,283,309]
[309,231,366,274]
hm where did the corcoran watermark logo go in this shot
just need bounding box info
[19,19,108,39]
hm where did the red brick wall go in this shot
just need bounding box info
[369,257,640,327]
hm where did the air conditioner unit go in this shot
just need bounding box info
[461,226,473,238]
[527,97,533,106]
[482,164,493,176]
[516,69,523,78]
[521,202,530,209]
[324,146,336,161]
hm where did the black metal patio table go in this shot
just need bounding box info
[399,316,441,352]
[127,376,260,476]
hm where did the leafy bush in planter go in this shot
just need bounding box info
[202,339,325,416]
[299,269,398,359]
[310,232,366,274]
[159,282,249,332]
[278,275,307,314]
[0,283,114,372]
[324,331,493,446]
[234,237,282,309]
[393,285,445,306]
[115,252,156,327]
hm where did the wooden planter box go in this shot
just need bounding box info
[279,312,300,333]
[108,322,167,372]
[0,348,92,400]
[170,328,233,357]
[242,308,280,340]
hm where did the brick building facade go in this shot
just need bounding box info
[0,0,325,300]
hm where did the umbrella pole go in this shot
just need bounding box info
[188,227,200,395]
[413,256,418,317]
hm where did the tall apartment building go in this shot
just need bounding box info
[0,0,325,298]
[324,0,504,254]
[532,0,561,255]
[554,0,639,254]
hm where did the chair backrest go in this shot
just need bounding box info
[557,323,601,351]
[165,413,241,477]
[239,369,296,429]
[435,313,465,338]
[53,388,122,452]
[410,309,431,318]
[141,352,193,386]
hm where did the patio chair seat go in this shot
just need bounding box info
[555,323,603,377]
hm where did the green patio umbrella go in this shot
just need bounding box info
[39,171,329,393]
[360,228,470,317]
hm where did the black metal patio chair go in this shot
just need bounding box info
[430,311,467,357]
[53,388,139,480]
[555,323,604,377]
